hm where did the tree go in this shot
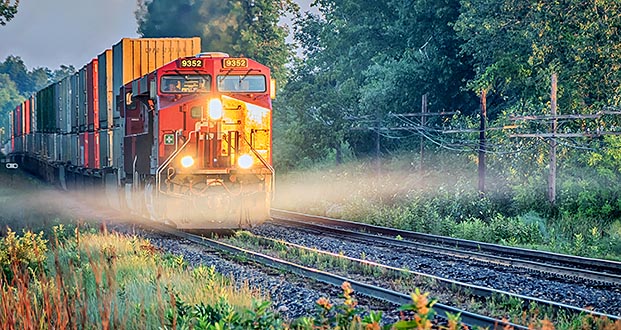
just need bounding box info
[0,56,73,143]
[0,0,19,26]
[277,0,478,167]
[135,0,297,82]
[0,73,23,141]
[0,56,49,95]
[359,0,476,113]
[277,2,370,165]
[136,0,238,52]
[234,0,298,82]
[455,0,621,115]
[50,64,76,83]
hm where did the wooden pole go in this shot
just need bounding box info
[375,109,381,175]
[419,93,427,171]
[478,90,487,196]
[548,74,557,205]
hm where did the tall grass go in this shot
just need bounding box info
[274,156,621,261]
[0,225,264,329]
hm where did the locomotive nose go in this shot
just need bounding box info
[208,98,223,120]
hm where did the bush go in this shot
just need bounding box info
[0,228,48,281]
[490,214,545,245]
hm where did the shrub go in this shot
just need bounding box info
[490,214,544,245]
[0,228,48,281]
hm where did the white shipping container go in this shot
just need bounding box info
[54,83,62,133]
[78,68,87,132]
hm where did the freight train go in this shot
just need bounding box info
[4,38,275,229]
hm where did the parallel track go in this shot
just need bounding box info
[137,219,529,330]
[248,228,621,324]
[271,209,621,286]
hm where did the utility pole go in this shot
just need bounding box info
[548,73,558,205]
[478,90,487,196]
[375,109,381,176]
[507,74,621,205]
[419,94,428,171]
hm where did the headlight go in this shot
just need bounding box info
[208,98,223,120]
[181,156,194,168]
[238,154,253,169]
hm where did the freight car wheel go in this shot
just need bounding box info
[144,179,163,221]
[104,172,123,211]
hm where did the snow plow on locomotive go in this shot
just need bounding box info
[4,38,274,229]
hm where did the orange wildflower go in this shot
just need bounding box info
[316,297,333,310]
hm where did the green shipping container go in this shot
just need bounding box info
[36,85,57,133]
[98,49,113,129]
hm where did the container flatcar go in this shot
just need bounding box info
[4,37,274,229]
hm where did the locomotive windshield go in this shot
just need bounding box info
[217,75,266,93]
[161,75,211,94]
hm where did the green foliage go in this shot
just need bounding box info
[456,0,621,115]
[0,56,49,95]
[135,0,297,82]
[0,228,48,281]
[276,0,479,169]
[0,73,23,140]
[0,56,75,142]
[165,294,241,330]
[136,0,237,51]
[393,288,437,329]
[162,252,189,270]
[233,0,298,82]
[0,0,19,26]
[451,214,544,245]
[309,282,387,330]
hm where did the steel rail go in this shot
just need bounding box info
[271,209,621,284]
[252,233,621,322]
[138,220,528,330]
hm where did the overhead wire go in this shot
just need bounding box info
[358,111,600,155]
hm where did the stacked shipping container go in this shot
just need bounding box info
[6,37,201,176]
[110,38,201,174]
[98,49,113,168]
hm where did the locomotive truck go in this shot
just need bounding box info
[5,37,275,229]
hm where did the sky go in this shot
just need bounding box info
[0,0,314,70]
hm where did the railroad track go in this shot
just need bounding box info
[264,209,621,324]
[270,209,621,286]
[52,190,621,327]
[11,172,514,328]
[132,218,528,330]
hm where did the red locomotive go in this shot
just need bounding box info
[4,38,275,229]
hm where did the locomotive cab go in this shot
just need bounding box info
[121,53,274,229]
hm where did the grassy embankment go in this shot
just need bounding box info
[274,155,621,262]
[1,166,618,329]
[0,168,433,329]
[0,167,273,328]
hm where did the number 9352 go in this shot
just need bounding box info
[180,59,203,68]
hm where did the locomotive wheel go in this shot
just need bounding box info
[144,179,163,221]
